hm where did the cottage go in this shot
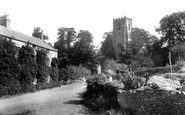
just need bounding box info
[0,14,58,66]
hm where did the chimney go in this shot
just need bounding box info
[0,14,11,29]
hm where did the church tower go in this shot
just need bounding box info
[113,16,132,53]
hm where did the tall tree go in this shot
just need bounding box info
[32,27,49,40]
[130,27,158,55]
[119,28,158,69]
[156,11,185,48]
[100,32,117,59]
[54,27,76,68]
[70,30,97,66]
[54,27,76,58]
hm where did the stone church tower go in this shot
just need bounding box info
[113,16,132,53]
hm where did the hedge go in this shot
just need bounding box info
[0,38,21,96]
[134,65,181,78]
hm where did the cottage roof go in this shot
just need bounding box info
[0,25,57,52]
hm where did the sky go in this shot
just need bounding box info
[0,0,185,47]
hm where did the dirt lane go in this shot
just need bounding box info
[0,81,88,115]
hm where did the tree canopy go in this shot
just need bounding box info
[70,30,97,66]
[100,32,117,60]
[32,27,49,40]
[156,11,185,48]
[54,27,76,59]
[130,27,158,55]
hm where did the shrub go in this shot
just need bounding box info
[59,65,91,82]
[36,49,49,83]
[19,65,35,92]
[119,70,145,91]
[50,67,59,83]
[18,45,37,92]
[0,38,21,96]
[51,57,58,67]
[102,59,128,74]
[82,74,120,112]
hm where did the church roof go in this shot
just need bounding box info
[0,25,57,52]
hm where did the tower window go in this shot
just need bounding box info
[118,23,121,30]
[128,23,131,30]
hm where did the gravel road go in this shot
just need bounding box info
[0,81,88,115]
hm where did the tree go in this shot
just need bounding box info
[70,30,97,66]
[0,38,21,96]
[54,27,76,68]
[171,43,185,61]
[18,44,37,92]
[130,27,158,55]
[118,28,157,69]
[100,32,117,59]
[156,11,185,48]
[36,49,49,83]
[54,27,76,58]
[32,27,49,40]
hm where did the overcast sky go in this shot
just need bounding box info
[0,0,185,46]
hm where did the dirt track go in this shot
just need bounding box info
[0,81,88,115]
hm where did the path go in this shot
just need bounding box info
[0,81,88,115]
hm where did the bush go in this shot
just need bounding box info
[19,65,35,92]
[50,67,59,83]
[102,59,128,74]
[51,57,58,67]
[0,38,21,96]
[118,86,185,115]
[36,49,50,83]
[59,65,91,82]
[18,45,37,92]
[82,74,120,112]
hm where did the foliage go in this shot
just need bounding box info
[100,32,117,60]
[19,65,35,92]
[35,80,61,91]
[54,27,76,59]
[102,59,128,74]
[118,27,157,69]
[82,74,120,112]
[149,40,172,66]
[118,85,185,115]
[18,45,37,92]
[51,57,58,67]
[130,27,158,56]
[18,45,37,67]
[36,49,49,83]
[171,43,185,61]
[134,65,181,77]
[32,27,49,40]
[70,30,97,66]
[50,67,59,82]
[156,11,185,48]
[0,38,21,96]
[50,58,59,83]
[121,72,145,91]
[58,65,91,82]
